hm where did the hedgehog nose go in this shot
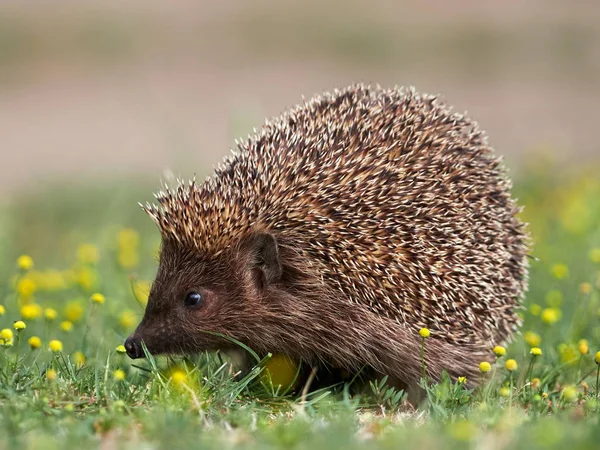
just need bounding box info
[124,336,144,359]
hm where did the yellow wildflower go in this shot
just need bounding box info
[550,263,569,280]
[541,308,561,325]
[589,248,600,264]
[118,310,137,329]
[13,320,26,331]
[133,280,151,306]
[1,328,14,341]
[60,321,73,332]
[77,244,99,264]
[0,305,5,316]
[72,351,85,367]
[64,301,84,322]
[28,336,42,349]
[419,328,430,338]
[118,228,140,249]
[21,303,43,320]
[169,368,187,385]
[578,339,589,355]
[90,293,105,305]
[542,392,548,399]
[17,278,36,298]
[579,282,592,295]
[531,378,541,389]
[530,347,542,356]
[49,340,63,353]
[493,346,506,357]
[113,369,126,381]
[499,387,511,397]
[115,345,127,354]
[46,369,57,380]
[561,385,578,402]
[505,359,518,371]
[17,255,34,271]
[594,351,600,365]
[44,308,57,321]
[524,331,542,347]
[457,376,467,384]
[529,304,542,316]
[479,362,491,373]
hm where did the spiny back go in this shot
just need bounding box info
[144,84,529,348]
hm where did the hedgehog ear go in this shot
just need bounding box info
[243,232,282,289]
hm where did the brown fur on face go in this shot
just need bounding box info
[128,230,491,387]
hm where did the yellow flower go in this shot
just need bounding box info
[479,362,491,373]
[118,310,137,329]
[529,304,542,316]
[419,328,430,338]
[60,321,73,332]
[578,339,589,355]
[589,248,600,264]
[13,320,26,331]
[49,339,63,353]
[457,376,467,384]
[46,369,57,380]
[90,293,105,305]
[1,328,14,341]
[113,369,126,381]
[531,378,541,389]
[541,308,561,325]
[499,387,511,397]
[21,303,43,320]
[17,255,34,271]
[0,305,5,316]
[524,331,542,347]
[493,346,506,357]
[72,351,85,367]
[118,228,140,249]
[542,392,548,399]
[77,244,99,264]
[594,351,600,365]
[64,301,84,322]
[169,368,188,385]
[261,354,300,389]
[17,277,37,298]
[561,385,578,402]
[133,280,151,306]
[505,359,518,371]
[115,345,127,354]
[550,263,569,280]
[544,290,563,307]
[530,347,542,356]
[1,339,13,347]
[579,282,592,294]
[28,336,42,349]
[44,308,57,320]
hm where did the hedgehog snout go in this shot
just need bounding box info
[124,335,144,359]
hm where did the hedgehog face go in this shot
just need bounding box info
[124,232,282,359]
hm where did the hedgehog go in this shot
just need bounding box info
[124,84,529,390]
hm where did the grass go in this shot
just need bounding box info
[1,156,600,449]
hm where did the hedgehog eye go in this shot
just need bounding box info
[184,291,202,307]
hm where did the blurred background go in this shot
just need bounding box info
[1,0,599,196]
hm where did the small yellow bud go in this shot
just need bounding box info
[541,308,560,325]
[457,376,467,384]
[115,345,127,354]
[419,328,430,338]
[28,336,42,349]
[524,331,542,347]
[49,339,63,353]
[46,369,57,380]
[60,321,73,332]
[44,308,58,320]
[72,351,86,367]
[531,378,541,389]
[505,359,518,371]
[17,255,34,271]
[561,385,578,402]
[20,303,43,320]
[170,369,187,385]
[493,346,506,357]
[530,347,542,356]
[479,362,492,373]
[13,320,26,331]
[542,392,548,399]
[578,339,589,355]
[499,387,511,397]
[0,305,5,316]
[113,369,126,381]
[594,351,600,365]
[0,328,13,341]
[90,293,105,305]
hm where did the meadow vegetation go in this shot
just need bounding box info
[1,156,600,449]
